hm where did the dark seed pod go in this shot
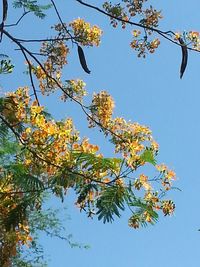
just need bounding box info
[77,45,91,74]
[0,0,8,42]
[179,37,188,79]
[2,0,8,22]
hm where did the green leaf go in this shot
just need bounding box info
[96,186,125,223]
[5,163,45,192]
[128,196,159,226]
[50,171,77,189]
[0,59,14,74]
[73,152,121,173]
[140,148,156,165]
[76,183,98,204]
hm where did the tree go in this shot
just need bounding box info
[2,0,197,265]
[0,117,87,266]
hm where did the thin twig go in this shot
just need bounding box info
[5,11,31,27]
[0,114,25,144]
[20,48,40,105]
[15,37,73,43]
[50,0,76,46]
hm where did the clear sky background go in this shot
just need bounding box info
[2,0,200,266]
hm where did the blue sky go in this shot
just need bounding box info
[2,0,200,266]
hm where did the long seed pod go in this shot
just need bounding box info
[179,37,188,79]
[2,0,8,22]
[0,0,8,42]
[77,45,91,74]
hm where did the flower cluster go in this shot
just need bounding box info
[5,86,30,123]
[103,2,128,28]
[123,0,147,16]
[132,165,176,221]
[40,40,69,69]
[32,19,102,95]
[102,1,162,56]
[32,62,62,94]
[0,181,33,261]
[88,91,159,169]
[130,36,160,57]
[142,7,162,28]
[109,118,156,167]
[103,0,162,29]
[128,196,175,229]
[134,174,152,191]
[156,164,176,190]
[69,18,102,46]
[174,31,200,51]
[86,88,176,226]
[73,138,99,154]
[15,223,32,246]
[185,31,200,51]
[61,79,87,102]
[162,200,175,216]
[32,40,69,94]
[89,91,115,128]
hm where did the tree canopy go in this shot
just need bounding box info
[1,0,198,266]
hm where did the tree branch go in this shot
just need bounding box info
[5,11,31,27]
[76,0,200,53]
[20,48,40,105]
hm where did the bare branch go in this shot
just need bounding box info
[20,48,40,105]
[15,37,73,43]
[5,11,31,27]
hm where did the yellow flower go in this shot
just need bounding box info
[24,159,32,166]
[31,104,44,115]
[144,211,152,222]
[132,29,141,37]
[174,32,181,40]
[151,140,159,151]
[165,170,176,180]
[156,163,167,172]
[189,31,199,39]
[25,127,32,134]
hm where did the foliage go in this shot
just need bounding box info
[1,0,194,265]
[0,55,14,74]
[0,122,85,266]
[13,0,52,19]
[11,206,87,267]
